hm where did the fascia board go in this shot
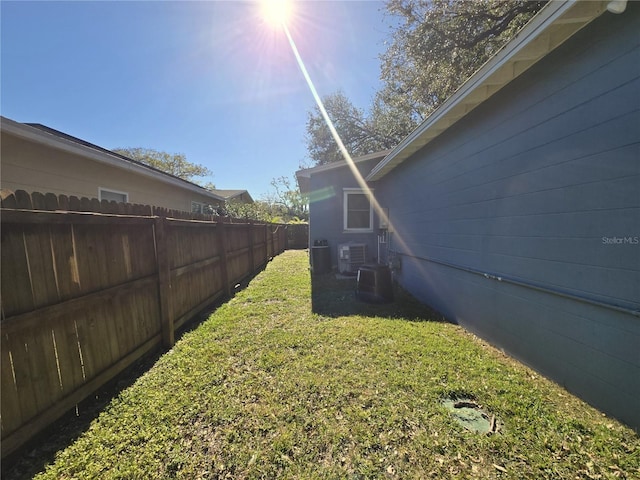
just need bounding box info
[367,0,609,182]
[296,150,391,195]
[296,149,392,177]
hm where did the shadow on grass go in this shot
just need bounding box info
[1,266,266,480]
[1,348,164,480]
[311,270,447,322]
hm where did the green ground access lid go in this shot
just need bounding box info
[441,397,500,434]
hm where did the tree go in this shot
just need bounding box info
[200,181,218,192]
[305,91,395,165]
[222,176,309,223]
[303,1,546,166]
[379,0,547,121]
[223,200,276,222]
[113,147,213,184]
[268,176,308,222]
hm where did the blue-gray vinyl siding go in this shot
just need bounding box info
[376,7,640,428]
[308,158,381,268]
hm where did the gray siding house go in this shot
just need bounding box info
[296,150,390,271]
[297,0,639,429]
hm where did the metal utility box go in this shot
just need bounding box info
[356,264,394,303]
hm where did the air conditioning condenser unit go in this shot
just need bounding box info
[338,243,367,274]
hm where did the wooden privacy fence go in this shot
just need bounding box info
[0,190,286,457]
[286,223,309,249]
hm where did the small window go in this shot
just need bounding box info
[191,201,204,214]
[344,188,373,232]
[99,188,128,203]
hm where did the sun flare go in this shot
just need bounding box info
[261,0,292,28]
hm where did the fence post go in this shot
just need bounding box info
[248,221,255,272]
[216,219,231,297]
[155,217,174,348]
[264,223,269,261]
[278,225,283,254]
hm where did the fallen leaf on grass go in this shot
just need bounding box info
[493,464,507,473]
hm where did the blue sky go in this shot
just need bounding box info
[1,1,393,199]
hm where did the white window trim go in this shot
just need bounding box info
[191,201,204,213]
[98,187,129,203]
[343,188,374,233]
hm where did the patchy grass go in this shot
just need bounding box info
[27,250,638,479]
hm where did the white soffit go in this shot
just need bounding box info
[367,0,613,181]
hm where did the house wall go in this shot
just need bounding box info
[1,132,221,212]
[376,6,640,428]
[308,158,383,269]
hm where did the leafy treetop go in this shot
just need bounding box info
[113,147,214,186]
[304,0,546,166]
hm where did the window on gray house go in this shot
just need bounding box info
[343,189,373,232]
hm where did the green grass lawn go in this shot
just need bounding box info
[29,250,638,479]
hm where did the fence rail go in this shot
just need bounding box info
[0,190,287,457]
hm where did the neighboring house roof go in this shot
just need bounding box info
[367,0,625,181]
[211,189,254,203]
[296,149,391,194]
[1,116,225,203]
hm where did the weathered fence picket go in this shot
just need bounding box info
[0,189,287,458]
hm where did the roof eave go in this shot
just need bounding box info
[296,150,391,195]
[295,149,392,193]
[1,117,225,202]
[213,190,255,203]
[367,0,613,182]
[296,149,392,177]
